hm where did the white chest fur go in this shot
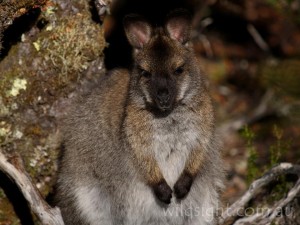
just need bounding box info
[151,112,199,187]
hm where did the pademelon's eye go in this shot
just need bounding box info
[174,65,184,75]
[138,67,151,78]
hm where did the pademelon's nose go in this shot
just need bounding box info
[157,89,170,104]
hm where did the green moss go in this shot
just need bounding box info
[37,13,105,84]
[268,174,293,204]
[242,124,293,182]
[269,125,290,167]
[242,124,296,208]
[241,125,260,184]
[266,125,293,203]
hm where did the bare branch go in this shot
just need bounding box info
[233,210,270,225]
[191,18,214,58]
[231,178,300,225]
[268,179,300,220]
[219,163,300,225]
[218,90,275,134]
[0,150,64,225]
[247,24,270,52]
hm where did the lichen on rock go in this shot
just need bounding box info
[8,78,27,97]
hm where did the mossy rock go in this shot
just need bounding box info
[0,0,107,223]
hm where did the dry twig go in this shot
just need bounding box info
[0,150,64,225]
[218,90,275,134]
[219,163,300,225]
[247,24,270,52]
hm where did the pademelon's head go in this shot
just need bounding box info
[124,10,198,116]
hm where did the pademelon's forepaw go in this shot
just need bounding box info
[153,180,173,204]
[174,172,193,199]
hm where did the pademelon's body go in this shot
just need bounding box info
[56,10,224,225]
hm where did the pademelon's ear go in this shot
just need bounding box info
[124,14,152,49]
[164,9,191,44]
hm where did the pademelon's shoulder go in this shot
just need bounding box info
[108,68,130,84]
[92,68,130,121]
[97,68,130,105]
[62,69,130,130]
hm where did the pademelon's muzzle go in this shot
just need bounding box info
[155,88,174,111]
